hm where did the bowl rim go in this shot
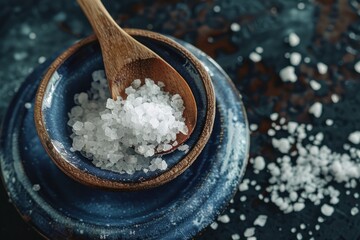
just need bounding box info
[34,28,215,191]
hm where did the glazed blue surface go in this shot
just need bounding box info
[0,39,249,239]
[42,37,207,182]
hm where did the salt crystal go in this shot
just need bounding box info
[272,138,291,153]
[351,207,359,215]
[210,222,218,230]
[250,123,258,131]
[317,62,328,74]
[270,113,279,121]
[213,5,221,12]
[348,131,360,144]
[293,202,305,212]
[178,144,190,153]
[290,52,302,66]
[253,156,265,171]
[321,204,334,216]
[244,227,255,237]
[288,33,300,47]
[331,94,340,103]
[280,66,297,82]
[310,80,321,91]
[217,214,230,223]
[255,47,264,54]
[249,52,262,62]
[325,119,333,126]
[355,61,360,73]
[253,215,268,227]
[239,214,246,221]
[239,182,249,192]
[231,234,240,240]
[230,23,241,32]
[38,56,46,64]
[24,102,32,109]
[309,102,322,118]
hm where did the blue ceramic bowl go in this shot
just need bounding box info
[34,29,215,190]
[1,35,249,240]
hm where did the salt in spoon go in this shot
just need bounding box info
[77,0,197,153]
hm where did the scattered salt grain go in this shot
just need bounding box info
[249,52,262,63]
[29,32,36,39]
[210,222,218,230]
[244,227,255,237]
[240,214,246,221]
[288,33,300,47]
[354,61,360,73]
[280,66,297,82]
[309,102,322,118]
[297,233,303,240]
[24,102,32,109]
[230,23,241,32]
[272,138,291,153]
[270,112,279,121]
[231,233,240,240]
[213,5,221,12]
[255,47,264,54]
[331,94,340,103]
[177,144,190,153]
[293,202,305,212]
[217,214,230,223]
[309,80,321,91]
[317,62,328,74]
[253,215,268,227]
[38,56,46,64]
[250,123,258,131]
[325,119,334,126]
[297,2,306,9]
[321,204,334,216]
[351,207,359,216]
[290,52,302,66]
[239,181,249,192]
[348,131,360,144]
[240,196,247,202]
[253,156,265,171]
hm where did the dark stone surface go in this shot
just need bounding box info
[1,0,360,239]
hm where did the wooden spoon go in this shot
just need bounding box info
[77,0,197,152]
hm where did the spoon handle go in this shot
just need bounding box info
[77,0,157,78]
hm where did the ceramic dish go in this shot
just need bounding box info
[34,30,215,190]
[0,37,249,240]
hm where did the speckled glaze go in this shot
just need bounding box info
[34,30,215,190]
[0,38,249,239]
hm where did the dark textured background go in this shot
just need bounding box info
[1,0,360,239]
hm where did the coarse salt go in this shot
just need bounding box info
[68,70,188,174]
[321,204,334,216]
[309,102,322,118]
[317,62,328,74]
[280,66,297,82]
[288,33,300,47]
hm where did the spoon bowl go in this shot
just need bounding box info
[34,30,215,190]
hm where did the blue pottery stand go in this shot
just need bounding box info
[0,39,249,239]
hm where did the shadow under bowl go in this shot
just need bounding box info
[34,29,215,191]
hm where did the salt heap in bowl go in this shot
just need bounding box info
[68,70,188,174]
